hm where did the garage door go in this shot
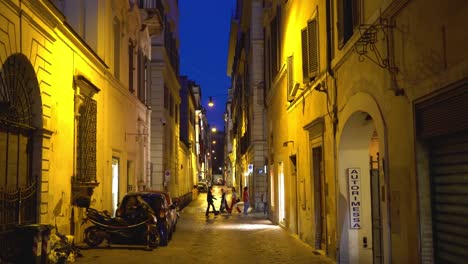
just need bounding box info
[430,132,468,263]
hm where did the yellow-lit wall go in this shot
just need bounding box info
[267,0,337,255]
[266,0,468,262]
[0,0,151,239]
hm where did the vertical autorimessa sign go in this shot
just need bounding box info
[348,168,362,229]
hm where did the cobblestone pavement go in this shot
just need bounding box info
[75,187,334,264]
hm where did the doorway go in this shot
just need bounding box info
[112,157,120,216]
[278,162,285,225]
[338,112,383,264]
[312,146,326,251]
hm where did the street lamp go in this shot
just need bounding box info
[211,127,217,133]
[208,96,214,107]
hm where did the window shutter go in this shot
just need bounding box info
[128,42,134,92]
[307,19,318,79]
[287,55,295,102]
[301,28,308,82]
[271,16,278,78]
[287,55,294,95]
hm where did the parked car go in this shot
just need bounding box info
[148,190,178,233]
[117,192,175,246]
[197,182,208,192]
[214,178,224,185]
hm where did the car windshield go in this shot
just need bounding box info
[124,194,163,214]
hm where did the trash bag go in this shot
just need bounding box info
[48,231,81,263]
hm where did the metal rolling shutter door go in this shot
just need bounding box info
[430,133,468,263]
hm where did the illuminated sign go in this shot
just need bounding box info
[348,168,362,229]
[248,164,253,174]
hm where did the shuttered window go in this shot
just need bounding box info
[137,50,146,102]
[301,18,319,83]
[308,20,318,78]
[270,16,278,79]
[128,42,134,93]
[301,29,308,82]
[287,55,300,102]
[270,6,282,81]
[113,17,120,79]
[287,55,294,96]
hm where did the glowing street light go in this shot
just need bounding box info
[211,127,217,133]
[212,140,216,144]
[208,96,214,107]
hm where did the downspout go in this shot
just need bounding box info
[325,0,338,259]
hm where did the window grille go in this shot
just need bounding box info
[77,95,97,182]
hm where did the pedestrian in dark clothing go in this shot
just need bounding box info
[219,188,230,213]
[206,186,217,216]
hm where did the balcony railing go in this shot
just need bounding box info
[139,0,164,14]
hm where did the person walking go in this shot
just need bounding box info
[219,188,230,213]
[262,191,268,215]
[243,186,250,215]
[205,186,217,217]
[229,187,241,214]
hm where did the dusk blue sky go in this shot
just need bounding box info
[179,0,237,130]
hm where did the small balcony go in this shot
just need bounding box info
[138,0,164,36]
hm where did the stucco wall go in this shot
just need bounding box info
[0,0,152,239]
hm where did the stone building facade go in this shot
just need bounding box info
[0,0,154,244]
[227,0,268,212]
[231,0,468,263]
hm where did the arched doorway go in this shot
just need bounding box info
[0,53,42,230]
[338,111,384,264]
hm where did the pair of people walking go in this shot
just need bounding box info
[206,186,231,216]
[205,186,250,216]
[229,186,249,215]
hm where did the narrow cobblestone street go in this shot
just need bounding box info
[75,187,334,264]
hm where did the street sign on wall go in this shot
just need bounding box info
[165,170,170,182]
[248,164,253,174]
[347,168,362,229]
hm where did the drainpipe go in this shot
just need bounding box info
[325,0,339,259]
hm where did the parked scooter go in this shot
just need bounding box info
[82,196,160,250]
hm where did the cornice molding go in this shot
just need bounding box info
[23,0,61,29]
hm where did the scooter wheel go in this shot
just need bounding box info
[146,229,160,249]
[84,226,104,247]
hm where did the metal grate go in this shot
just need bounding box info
[0,54,39,260]
[77,96,97,182]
